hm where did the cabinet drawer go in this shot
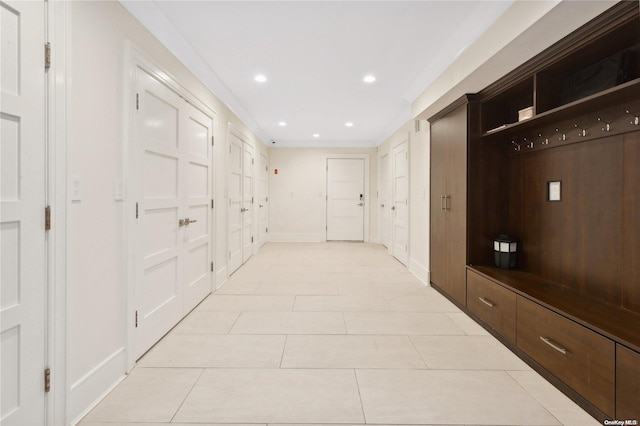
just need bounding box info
[517,296,615,416]
[616,345,640,419]
[467,270,516,343]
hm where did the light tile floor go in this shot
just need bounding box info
[80,242,600,426]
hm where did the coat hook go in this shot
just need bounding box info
[597,117,611,132]
[626,110,639,126]
[574,123,587,137]
[511,140,520,151]
[523,137,534,149]
[555,128,566,141]
[538,132,549,145]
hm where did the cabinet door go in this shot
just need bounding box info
[445,104,468,306]
[616,345,640,419]
[430,119,448,291]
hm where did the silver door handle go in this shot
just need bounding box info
[184,218,197,225]
[241,207,250,212]
[381,204,385,207]
[358,203,364,206]
[391,206,396,210]
[259,204,264,208]
[179,219,186,227]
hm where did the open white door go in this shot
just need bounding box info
[257,152,268,248]
[326,158,365,241]
[1,1,47,424]
[391,141,409,265]
[227,132,243,274]
[379,152,390,248]
[242,143,254,262]
[133,68,213,359]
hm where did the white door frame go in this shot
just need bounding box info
[391,136,410,265]
[377,148,391,250]
[226,123,255,275]
[123,44,217,370]
[323,154,370,242]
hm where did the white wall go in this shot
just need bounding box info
[65,1,266,423]
[267,148,377,242]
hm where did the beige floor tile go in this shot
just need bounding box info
[547,409,601,426]
[80,368,202,423]
[215,280,260,294]
[384,292,461,312]
[368,271,423,284]
[82,423,264,426]
[254,282,340,295]
[170,311,240,334]
[446,312,490,335]
[138,334,286,368]
[281,335,426,369]
[339,282,424,296]
[197,295,294,311]
[230,312,346,334]
[294,295,391,312]
[356,369,560,425]
[344,312,465,335]
[411,335,530,370]
[507,371,592,413]
[173,369,365,423]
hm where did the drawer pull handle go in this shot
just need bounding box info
[540,336,568,355]
[478,297,495,307]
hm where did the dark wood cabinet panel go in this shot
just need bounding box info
[616,344,640,419]
[429,97,474,307]
[622,132,640,312]
[517,296,615,416]
[466,270,516,343]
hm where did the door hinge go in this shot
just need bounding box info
[266,227,268,233]
[211,199,214,209]
[136,93,139,110]
[135,310,138,328]
[252,158,254,165]
[266,196,268,202]
[211,262,214,272]
[44,42,51,70]
[135,202,139,218]
[211,136,215,146]
[251,236,254,243]
[44,368,51,393]
[45,206,51,231]
[251,197,254,204]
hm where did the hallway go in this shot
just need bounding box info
[79,242,598,426]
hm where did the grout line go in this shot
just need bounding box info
[352,369,368,424]
[279,335,289,368]
[168,367,206,423]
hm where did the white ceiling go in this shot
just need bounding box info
[121,1,514,147]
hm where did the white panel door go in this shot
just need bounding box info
[242,142,254,262]
[326,158,365,241]
[227,133,243,274]
[392,142,409,265]
[134,69,184,358]
[1,1,47,424]
[257,152,268,248]
[182,102,213,312]
[379,153,390,248]
[133,69,213,359]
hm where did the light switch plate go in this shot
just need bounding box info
[547,180,561,202]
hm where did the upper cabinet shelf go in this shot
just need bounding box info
[479,2,640,138]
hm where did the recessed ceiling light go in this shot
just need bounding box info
[363,74,376,83]
[278,121,287,127]
[312,133,320,138]
[345,122,354,127]
[254,74,267,83]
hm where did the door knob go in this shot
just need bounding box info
[259,204,264,208]
[391,206,396,210]
[381,204,385,207]
[358,203,364,206]
[184,218,197,225]
[179,219,185,227]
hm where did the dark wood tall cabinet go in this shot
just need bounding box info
[429,96,478,307]
[428,2,640,422]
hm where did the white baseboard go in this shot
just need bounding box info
[267,233,323,242]
[409,257,430,287]
[215,266,228,290]
[69,347,127,425]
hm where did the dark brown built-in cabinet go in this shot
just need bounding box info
[429,2,640,422]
